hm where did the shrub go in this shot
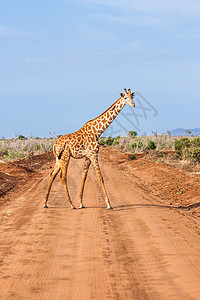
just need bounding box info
[189,147,200,163]
[175,138,191,157]
[138,141,143,149]
[175,138,190,152]
[158,142,167,149]
[128,131,138,137]
[112,136,120,146]
[105,137,114,146]
[147,140,156,150]
[131,143,137,151]
[129,154,136,160]
[18,134,27,140]
[192,137,200,147]
[8,152,16,159]
[35,144,41,151]
[174,139,181,149]
[174,137,200,163]
[99,137,106,146]
[1,147,8,156]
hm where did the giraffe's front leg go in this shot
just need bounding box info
[44,162,60,208]
[90,155,112,209]
[60,157,76,209]
[79,158,91,208]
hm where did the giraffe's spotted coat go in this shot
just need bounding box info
[44,89,136,209]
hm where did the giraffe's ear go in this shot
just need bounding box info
[120,93,125,97]
[131,92,136,97]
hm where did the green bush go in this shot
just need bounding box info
[138,141,143,149]
[8,152,16,159]
[159,142,167,149]
[175,138,191,157]
[190,147,200,162]
[131,142,137,151]
[192,137,200,147]
[174,137,200,163]
[175,138,190,152]
[105,137,114,146]
[147,140,156,150]
[129,131,138,137]
[112,136,120,146]
[1,147,9,155]
[129,154,136,160]
[174,140,182,155]
[99,137,106,146]
[35,144,41,151]
[18,134,27,140]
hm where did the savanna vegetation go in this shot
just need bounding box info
[1,133,200,167]
[100,133,200,165]
[0,136,56,160]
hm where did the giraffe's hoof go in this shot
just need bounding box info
[44,205,48,208]
[107,206,113,210]
[79,205,85,209]
[71,206,76,210]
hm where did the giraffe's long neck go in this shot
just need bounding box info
[86,97,126,137]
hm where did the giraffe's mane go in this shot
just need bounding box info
[85,97,121,125]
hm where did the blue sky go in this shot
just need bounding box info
[1,0,200,137]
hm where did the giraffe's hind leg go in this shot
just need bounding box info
[90,155,112,209]
[60,157,76,209]
[44,160,60,208]
[79,157,91,208]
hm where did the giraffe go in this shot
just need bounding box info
[44,88,136,210]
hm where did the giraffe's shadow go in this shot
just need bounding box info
[45,201,200,212]
[113,202,200,211]
[46,205,106,209]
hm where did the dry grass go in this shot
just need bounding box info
[0,138,56,160]
[100,134,200,171]
[115,135,177,153]
[1,134,200,170]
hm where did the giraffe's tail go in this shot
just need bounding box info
[53,143,66,160]
[53,144,57,157]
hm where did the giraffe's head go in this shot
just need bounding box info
[120,89,136,107]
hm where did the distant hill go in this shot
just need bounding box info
[168,128,200,136]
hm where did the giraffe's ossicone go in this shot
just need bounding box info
[44,88,136,209]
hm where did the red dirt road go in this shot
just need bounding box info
[0,148,200,299]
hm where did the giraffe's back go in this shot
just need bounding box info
[53,130,99,160]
